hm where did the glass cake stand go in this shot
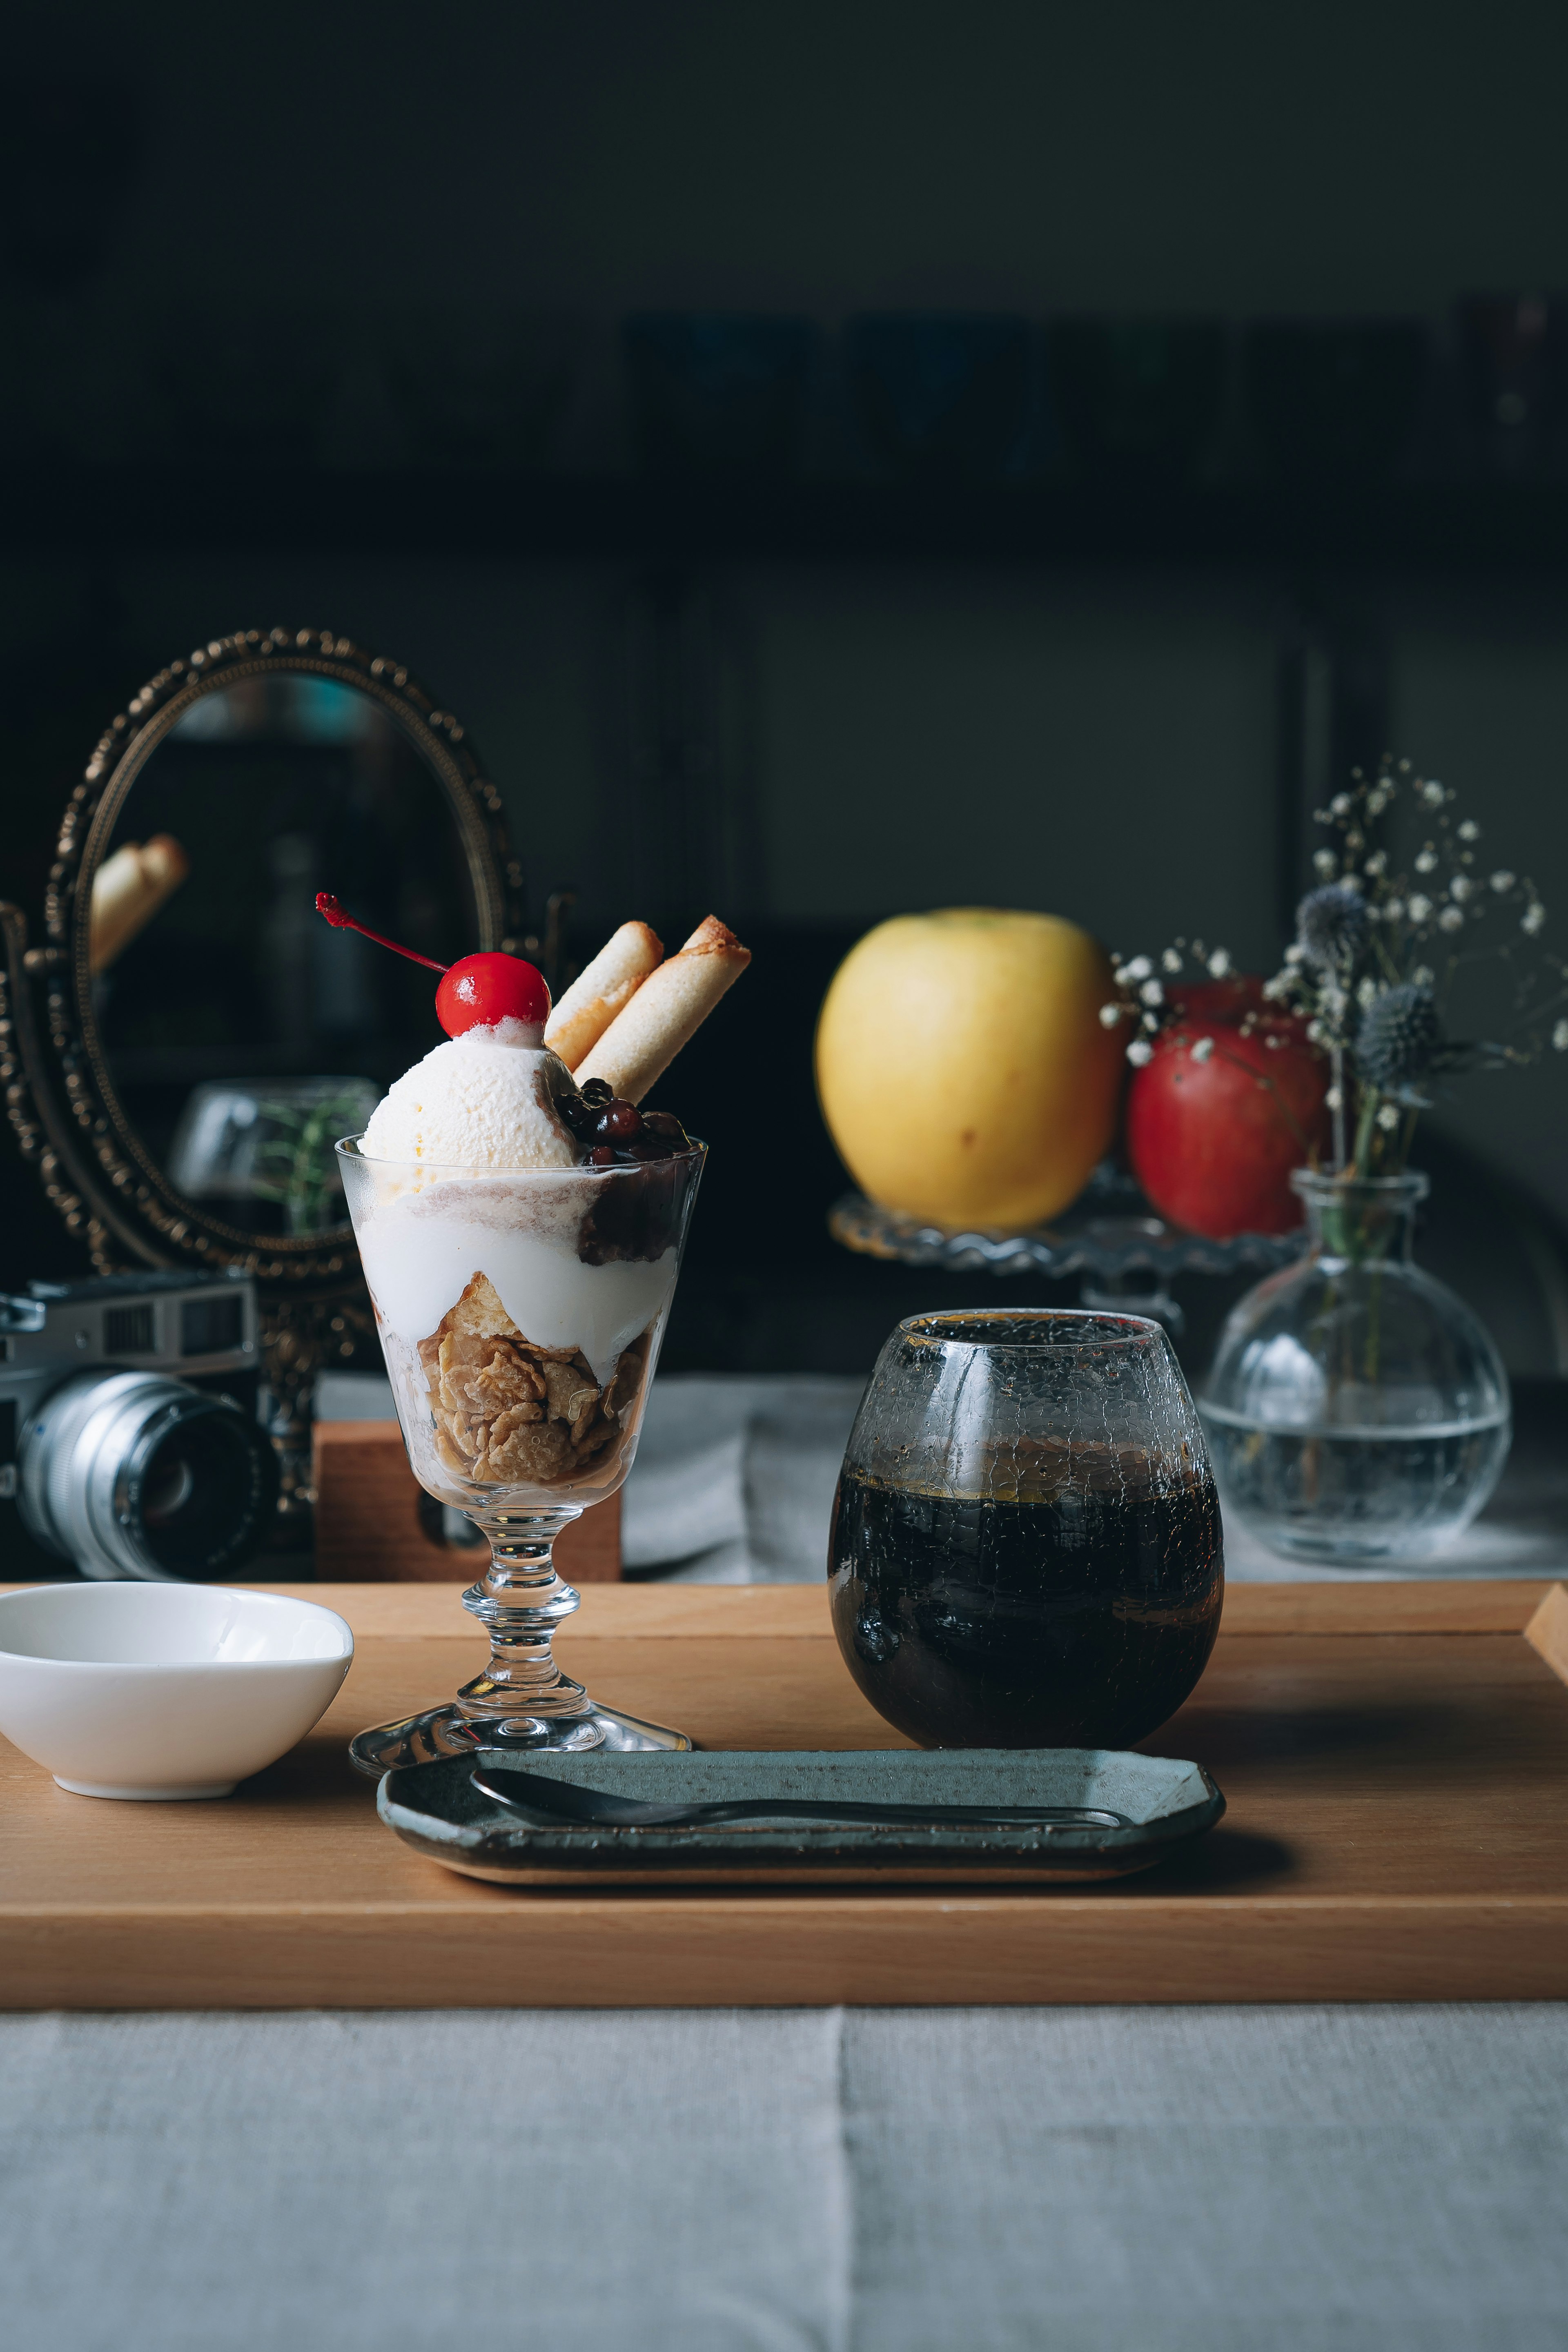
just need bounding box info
[829,1166,1301,1337]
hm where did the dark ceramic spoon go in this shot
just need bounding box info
[470,1763,1129,1833]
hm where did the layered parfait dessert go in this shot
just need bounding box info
[330,905,747,1515]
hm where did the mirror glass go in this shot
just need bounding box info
[92,673,481,1238]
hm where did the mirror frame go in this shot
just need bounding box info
[0,627,524,1432]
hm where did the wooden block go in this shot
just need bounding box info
[311,1420,621,1582]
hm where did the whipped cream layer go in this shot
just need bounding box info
[360,1022,578,1169]
[352,1172,675,1385]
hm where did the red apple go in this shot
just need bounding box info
[1125,977,1331,1238]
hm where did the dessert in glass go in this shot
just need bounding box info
[323,901,748,1771]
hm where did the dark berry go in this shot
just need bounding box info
[640,1110,690,1151]
[587,1143,618,1167]
[621,1129,674,1162]
[595,1099,644,1145]
[580,1077,613,1107]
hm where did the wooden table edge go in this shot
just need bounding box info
[5,1896,1566,2009]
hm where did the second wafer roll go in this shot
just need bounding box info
[575,915,750,1103]
[544,919,663,1070]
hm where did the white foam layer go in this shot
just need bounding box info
[353,1178,675,1385]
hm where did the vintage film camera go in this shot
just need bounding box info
[0,1269,278,1581]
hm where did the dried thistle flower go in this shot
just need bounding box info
[1355,982,1442,1105]
[1296,883,1370,972]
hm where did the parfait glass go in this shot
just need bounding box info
[337,1136,705,1772]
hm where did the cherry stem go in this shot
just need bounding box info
[315,891,448,973]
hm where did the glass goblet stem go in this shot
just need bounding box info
[456,1511,594,1738]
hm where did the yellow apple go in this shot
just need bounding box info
[815,907,1124,1229]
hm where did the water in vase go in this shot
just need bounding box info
[1201,1402,1511,1562]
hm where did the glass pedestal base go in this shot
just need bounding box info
[349,1699,693,1778]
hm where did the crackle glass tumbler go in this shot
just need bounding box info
[829,1309,1225,1748]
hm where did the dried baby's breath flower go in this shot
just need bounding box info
[1102,755,1563,1185]
[1098,1002,1123,1028]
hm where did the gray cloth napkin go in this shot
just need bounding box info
[316,1368,1568,1583]
[622,1374,866,1582]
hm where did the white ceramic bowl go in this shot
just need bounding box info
[0,1583,354,1799]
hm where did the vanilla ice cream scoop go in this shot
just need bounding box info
[359,1021,581,1169]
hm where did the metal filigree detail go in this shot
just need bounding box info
[5,628,521,1404]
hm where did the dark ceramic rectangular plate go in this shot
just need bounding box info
[377,1747,1225,1885]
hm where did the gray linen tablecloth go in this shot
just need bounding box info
[3,2006,1565,2350]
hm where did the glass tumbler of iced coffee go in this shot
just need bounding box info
[829,1309,1225,1749]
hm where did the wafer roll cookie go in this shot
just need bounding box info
[575,915,751,1103]
[544,920,664,1070]
[89,834,191,973]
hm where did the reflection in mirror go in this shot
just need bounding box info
[96,673,479,1238]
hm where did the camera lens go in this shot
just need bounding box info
[18,1370,279,1580]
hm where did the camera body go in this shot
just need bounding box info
[0,1270,278,1581]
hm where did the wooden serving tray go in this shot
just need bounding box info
[2,1579,1566,2009]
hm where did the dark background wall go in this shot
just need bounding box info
[4,0,1567,1354]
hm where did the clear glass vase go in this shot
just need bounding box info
[1200,1170,1511,1564]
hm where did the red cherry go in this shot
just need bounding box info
[435,952,552,1038]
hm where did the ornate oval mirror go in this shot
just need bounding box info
[0,628,532,1509]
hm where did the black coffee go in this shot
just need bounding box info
[829,1453,1223,1748]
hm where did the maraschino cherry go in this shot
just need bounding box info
[434,953,550,1036]
[315,893,551,1038]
